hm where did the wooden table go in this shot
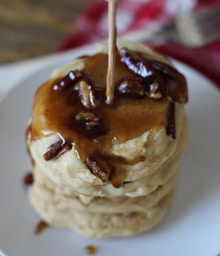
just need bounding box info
[0,0,90,63]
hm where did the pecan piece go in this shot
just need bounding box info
[120,47,153,78]
[75,111,106,138]
[86,155,111,182]
[79,80,99,108]
[24,172,34,186]
[151,61,188,103]
[151,61,178,77]
[120,48,188,103]
[166,101,176,139]
[147,82,162,99]
[116,79,145,98]
[35,220,49,235]
[53,70,82,91]
[167,75,188,103]
[146,76,166,100]
[44,139,72,161]
[76,111,99,128]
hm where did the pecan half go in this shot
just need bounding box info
[120,47,153,78]
[166,101,176,139]
[44,139,72,161]
[116,79,145,98]
[53,70,82,91]
[86,155,111,182]
[151,61,188,103]
[151,61,176,77]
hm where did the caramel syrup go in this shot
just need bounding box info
[30,53,167,161]
[27,50,187,185]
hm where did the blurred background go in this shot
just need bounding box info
[1,0,220,87]
[0,0,89,63]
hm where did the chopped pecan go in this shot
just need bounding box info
[35,220,49,235]
[53,70,82,91]
[24,172,34,186]
[44,139,72,161]
[120,47,153,78]
[75,111,106,138]
[146,77,166,100]
[57,141,73,157]
[116,78,145,98]
[76,111,99,128]
[150,61,188,103]
[147,82,162,99]
[86,155,111,182]
[79,80,99,108]
[151,60,181,79]
[166,101,176,139]
[120,47,188,103]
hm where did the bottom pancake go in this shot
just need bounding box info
[29,168,175,238]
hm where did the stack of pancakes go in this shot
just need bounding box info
[26,41,188,238]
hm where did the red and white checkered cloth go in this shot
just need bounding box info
[58,0,220,87]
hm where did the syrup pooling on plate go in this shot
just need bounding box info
[28,48,187,184]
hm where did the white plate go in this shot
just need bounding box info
[0,48,220,256]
